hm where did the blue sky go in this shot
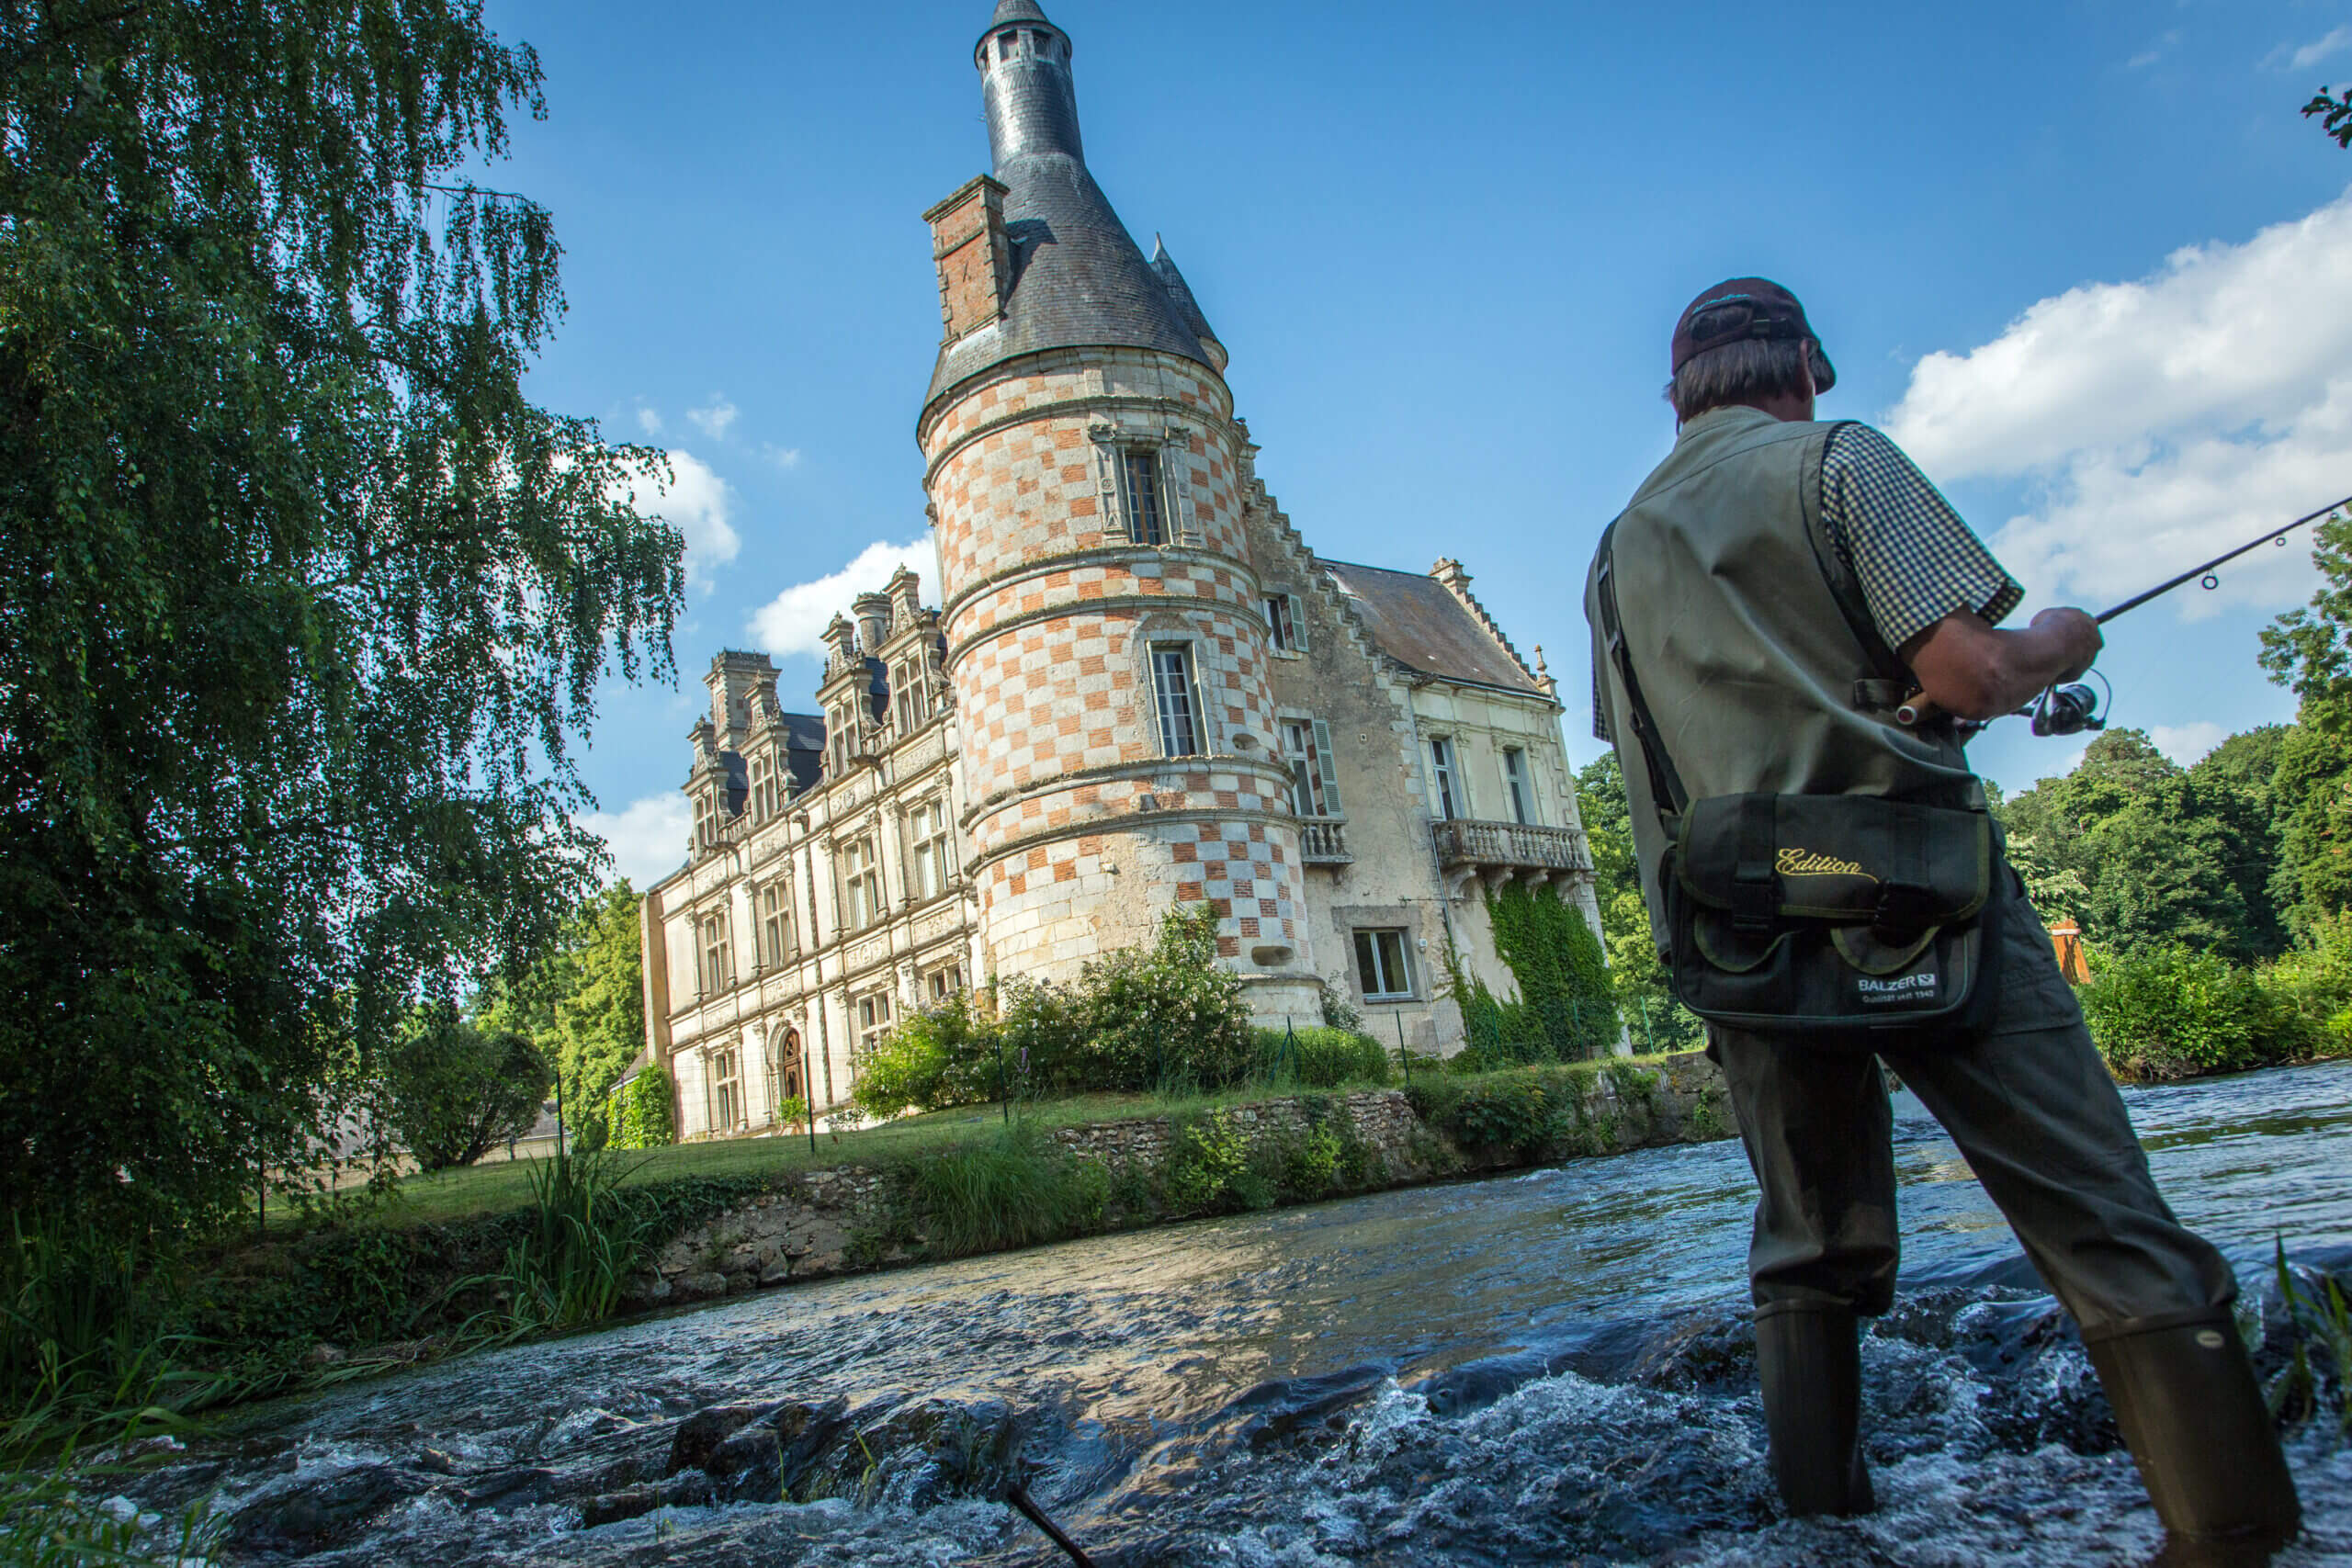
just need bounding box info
[479,0,2352,883]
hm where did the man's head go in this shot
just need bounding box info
[1664,278,1838,424]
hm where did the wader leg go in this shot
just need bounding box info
[2081,1315,2301,1565]
[1711,1026,1900,1313]
[1880,883,2292,1560]
[1754,1300,1875,1517]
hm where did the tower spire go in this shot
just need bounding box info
[977,1,1079,167]
[924,1,1216,419]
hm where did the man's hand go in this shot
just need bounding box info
[1899,605,2104,722]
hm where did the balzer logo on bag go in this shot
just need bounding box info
[1775,847,1877,882]
[1856,972,1937,1006]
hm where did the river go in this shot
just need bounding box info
[131,1059,2352,1565]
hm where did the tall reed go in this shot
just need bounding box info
[484,1149,653,1335]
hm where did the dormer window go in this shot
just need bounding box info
[748,749,783,821]
[827,703,855,777]
[892,657,930,732]
[693,789,718,850]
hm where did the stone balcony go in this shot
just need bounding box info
[1297,816,1351,865]
[1430,818,1592,897]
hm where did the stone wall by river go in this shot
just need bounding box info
[629,1051,1729,1309]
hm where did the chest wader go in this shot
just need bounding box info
[1588,412,2301,1555]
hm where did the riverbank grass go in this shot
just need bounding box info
[371,1080,1385,1229]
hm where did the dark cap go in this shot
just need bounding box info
[1671,277,1837,393]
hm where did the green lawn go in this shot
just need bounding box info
[369,1080,1384,1228]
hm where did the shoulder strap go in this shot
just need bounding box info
[1593,521,1688,818]
[1803,421,1914,715]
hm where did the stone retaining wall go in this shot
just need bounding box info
[627,1053,1727,1311]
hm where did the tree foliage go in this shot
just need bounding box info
[1995,728,2287,964]
[1574,753,1703,1053]
[606,1063,675,1150]
[480,881,646,1146]
[0,3,685,1224]
[384,1007,549,1170]
[2304,85,2352,148]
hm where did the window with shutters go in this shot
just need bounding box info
[1120,449,1165,546]
[759,881,794,966]
[1352,928,1415,1000]
[1503,747,1535,825]
[1149,644,1203,757]
[1429,737,1463,820]
[1264,593,1306,656]
[841,836,882,931]
[909,798,950,900]
[1281,716,1343,818]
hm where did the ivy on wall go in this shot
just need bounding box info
[1445,886,1619,1061]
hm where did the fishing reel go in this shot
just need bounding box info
[2023,672,2109,738]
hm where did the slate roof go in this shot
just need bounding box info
[775,712,826,793]
[924,3,1215,416]
[1321,560,1546,697]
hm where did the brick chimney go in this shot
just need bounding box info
[922,175,1012,344]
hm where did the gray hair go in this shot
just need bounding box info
[1663,337,1812,423]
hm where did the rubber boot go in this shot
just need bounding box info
[1754,1301,1876,1517]
[2082,1315,2301,1566]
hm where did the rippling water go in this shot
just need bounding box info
[132,1060,2352,1565]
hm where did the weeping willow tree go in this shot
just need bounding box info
[0,1,685,1227]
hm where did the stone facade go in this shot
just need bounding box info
[639,2,1606,1140]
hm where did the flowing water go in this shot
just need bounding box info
[128,1060,2352,1565]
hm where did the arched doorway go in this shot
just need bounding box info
[780,1028,806,1108]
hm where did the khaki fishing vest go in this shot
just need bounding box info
[1583,405,1978,950]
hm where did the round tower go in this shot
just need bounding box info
[916,0,1318,1020]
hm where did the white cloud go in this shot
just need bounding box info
[1882,189,2352,616]
[760,441,804,471]
[2288,26,2352,71]
[2150,721,2229,766]
[582,793,691,888]
[610,450,741,594]
[635,404,663,436]
[687,395,739,443]
[748,537,933,659]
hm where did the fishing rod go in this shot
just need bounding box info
[1895,491,2352,735]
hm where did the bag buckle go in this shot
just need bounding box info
[1731,866,1778,936]
[1871,880,1936,940]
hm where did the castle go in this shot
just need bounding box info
[638,0,1603,1139]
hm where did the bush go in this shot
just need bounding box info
[1073,905,1254,1092]
[2079,946,2284,1080]
[852,993,1000,1120]
[1163,1108,1269,1215]
[385,1006,550,1170]
[1250,1025,1390,1088]
[607,1063,675,1148]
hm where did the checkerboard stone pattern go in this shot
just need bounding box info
[922,346,1312,983]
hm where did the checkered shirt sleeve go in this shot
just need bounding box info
[1821,423,2021,654]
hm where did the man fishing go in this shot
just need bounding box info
[1582,278,2301,1564]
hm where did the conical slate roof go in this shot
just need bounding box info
[1149,234,1223,366]
[925,2,1216,417]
